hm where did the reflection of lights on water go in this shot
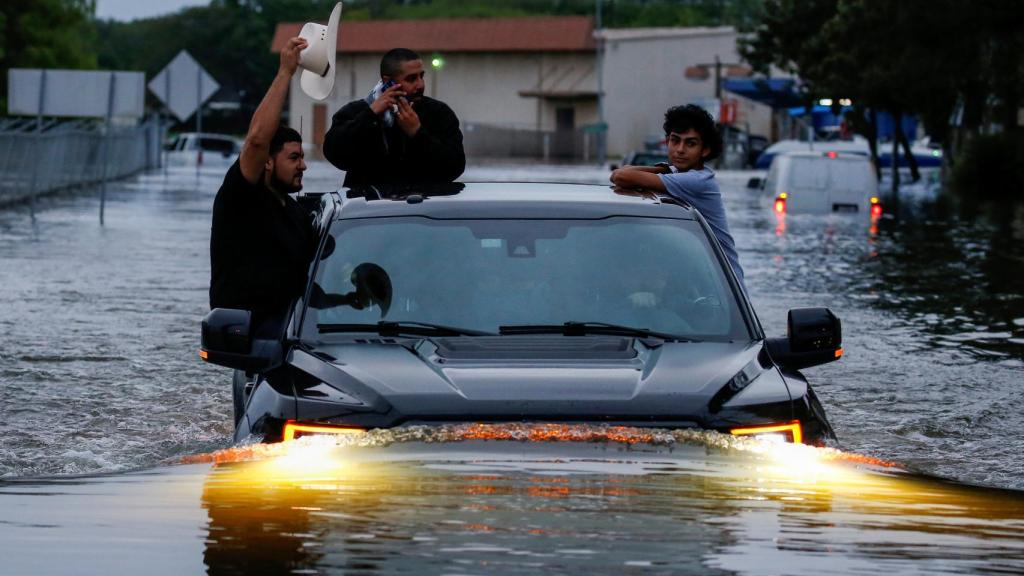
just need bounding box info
[185,423,901,490]
[775,212,786,236]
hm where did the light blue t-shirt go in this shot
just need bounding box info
[659,166,745,287]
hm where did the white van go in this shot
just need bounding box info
[759,151,881,215]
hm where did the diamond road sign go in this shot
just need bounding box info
[148,50,219,122]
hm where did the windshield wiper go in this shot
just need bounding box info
[498,321,694,342]
[318,321,495,337]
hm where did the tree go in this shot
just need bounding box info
[0,0,97,113]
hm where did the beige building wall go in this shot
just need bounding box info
[288,51,598,156]
[598,27,773,158]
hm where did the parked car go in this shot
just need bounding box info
[201,182,842,446]
[164,132,241,167]
[610,150,669,170]
[750,151,881,216]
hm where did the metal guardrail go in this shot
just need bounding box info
[0,118,164,208]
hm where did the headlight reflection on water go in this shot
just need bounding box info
[190,424,1024,575]
[187,422,899,490]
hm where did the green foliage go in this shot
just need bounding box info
[741,0,1024,206]
[362,0,764,28]
[0,0,97,113]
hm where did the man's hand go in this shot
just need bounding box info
[395,97,421,137]
[370,84,406,115]
[279,37,308,77]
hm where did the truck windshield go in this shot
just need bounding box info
[301,217,749,342]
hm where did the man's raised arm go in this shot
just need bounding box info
[238,37,307,184]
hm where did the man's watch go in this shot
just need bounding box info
[654,162,673,173]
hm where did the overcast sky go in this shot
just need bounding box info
[95,0,210,21]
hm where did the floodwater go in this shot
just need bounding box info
[1,161,1023,573]
[3,428,1024,575]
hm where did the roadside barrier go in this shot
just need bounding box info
[0,117,163,208]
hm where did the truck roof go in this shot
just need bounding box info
[331,182,699,220]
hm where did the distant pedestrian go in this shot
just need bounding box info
[323,48,465,187]
[209,36,318,333]
[610,104,745,287]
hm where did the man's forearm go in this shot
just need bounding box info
[238,36,305,183]
[246,71,291,152]
[622,165,667,174]
[610,167,667,191]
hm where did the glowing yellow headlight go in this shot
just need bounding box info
[282,421,366,442]
[730,421,803,444]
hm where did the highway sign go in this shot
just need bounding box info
[147,50,219,122]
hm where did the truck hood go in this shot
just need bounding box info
[290,335,791,425]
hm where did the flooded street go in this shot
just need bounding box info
[1,161,1023,573]
[3,430,1024,575]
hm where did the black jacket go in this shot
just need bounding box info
[209,161,317,317]
[323,96,465,187]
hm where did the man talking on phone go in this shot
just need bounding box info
[323,48,465,187]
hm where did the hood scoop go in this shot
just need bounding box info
[432,336,637,361]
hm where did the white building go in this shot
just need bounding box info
[596,26,772,157]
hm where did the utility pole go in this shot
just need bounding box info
[595,0,607,166]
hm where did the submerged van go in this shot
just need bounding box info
[758,151,881,216]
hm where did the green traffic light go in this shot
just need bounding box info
[431,56,444,69]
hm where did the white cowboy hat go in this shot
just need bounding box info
[298,2,342,101]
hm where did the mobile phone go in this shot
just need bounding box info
[382,79,397,91]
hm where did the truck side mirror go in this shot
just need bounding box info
[765,308,843,370]
[746,177,762,189]
[200,308,282,372]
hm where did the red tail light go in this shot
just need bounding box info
[774,197,787,214]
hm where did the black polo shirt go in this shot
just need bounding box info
[209,161,318,318]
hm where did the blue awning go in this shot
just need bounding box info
[723,78,804,109]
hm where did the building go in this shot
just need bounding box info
[270,17,772,161]
[271,17,598,160]
[596,26,771,159]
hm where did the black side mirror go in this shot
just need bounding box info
[746,177,762,189]
[765,308,842,370]
[200,308,283,372]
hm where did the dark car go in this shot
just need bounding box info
[200,183,841,445]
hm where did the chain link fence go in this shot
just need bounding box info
[0,118,163,207]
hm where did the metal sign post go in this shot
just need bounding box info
[147,51,219,186]
[27,70,47,220]
[196,65,202,181]
[99,73,117,226]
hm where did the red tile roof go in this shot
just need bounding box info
[271,16,595,53]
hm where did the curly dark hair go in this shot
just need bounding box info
[663,104,722,161]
